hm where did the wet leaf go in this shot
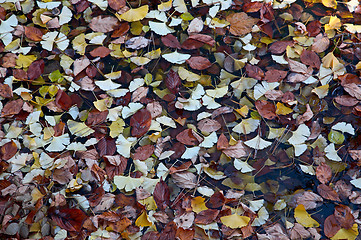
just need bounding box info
[130,109,152,138]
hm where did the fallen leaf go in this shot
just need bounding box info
[186,56,212,70]
[1,99,23,117]
[226,12,257,36]
[220,214,250,229]
[89,16,119,33]
[130,109,152,137]
[294,204,320,228]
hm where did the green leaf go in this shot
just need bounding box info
[49,70,63,82]
[328,130,344,145]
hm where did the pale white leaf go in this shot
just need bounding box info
[244,135,272,150]
[162,51,191,64]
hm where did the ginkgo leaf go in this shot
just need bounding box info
[178,67,201,82]
[95,79,121,91]
[325,143,342,162]
[244,135,272,150]
[252,207,269,226]
[181,146,200,159]
[67,120,95,137]
[116,134,137,158]
[299,164,315,175]
[72,33,88,55]
[130,57,151,66]
[122,102,143,119]
[312,84,329,99]
[206,86,228,98]
[234,158,255,173]
[0,15,18,34]
[162,51,191,64]
[119,5,149,22]
[288,124,310,156]
[322,0,337,9]
[294,204,320,228]
[41,32,69,51]
[149,21,175,35]
[158,0,173,11]
[233,118,260,135]
[156,116,176,128]
[173,0,187,13]
[220,214,250,229]
[254,82,279,100]
[8,153,32,173]
[350,178,361,189]
[114,175,144,192]
[59,6,72,25]
[331,224,358,240]
[276,102,293,115]
[37,1,61,9]
[88,0,108,10]
[46,134,70,152]
[332,122,355,135]
[199,132,217,148]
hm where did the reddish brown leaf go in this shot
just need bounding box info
[96,137,116,157]
[88,186,105,207]
[186,56,212,70]
[188,34,215,46]
[176,129,199,146]
[27,59,44,80]
[307,20,321,37]
[50,208,87,232]
[175,228,195,240]
[55,89,72,111]
[90,46,111,58]
[132,145,155,161]
[217,133,229,150]
[181,39,205,50]
[255,100,277,120]
[317,184,341,201]
[111,22,130,38]
[1,141,17,161]
[89,16,119,33]
[169,161,192,174]
[268,40,294,54]
[195,209,219,224]
[130,109,152,137]
[24,26,43,41]
[86,109,108,125]
[206,191,225,209]
[264,69,287,82]
[334,95,359,106]
[164,69,181,94]
[161,34,181,49]
[222,140,248,158]
[300,50,321,69]
[245,64,264,80]
[153,179,170,211]
[104,155,127,179]
[0,84,13,98]
[108,0,126,11]
[226,12,257,36]
[316,163,332,184]
[197,118,221,133]
[1,99,23,117]
[334,205,354,229]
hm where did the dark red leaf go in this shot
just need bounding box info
[243,2,263,12]
[104,155,128,179]
[206,191,225,209]
[51,208,87,232]
[334,205,354,229]
[245,64,264,80]
[188,34,215,46]
[186,56,212,70]
[268,40,294,54]
[130,109,152,137]
[164,69,181,94]
[88,186,105,207]
[86,109,108,125]
[255,100,277,120]
[132,145,155,161]
[324,215,341,238]
[300,50,321,69]
[1,141,17,161]
[108,0,126,11]
[27,59,44,80]
[161,34,181,49]
[96,137,116,156]
[307,20,321,37]
[90,46,112,58]
[0,84,12,98]
[265,69,287,82]
[176,129,199,146]
[1,99,23,117]
[181,39,204,50]
[317,184,341,202]
[55,89,72,111]
[153,179,170,211]
[194,209,219,224]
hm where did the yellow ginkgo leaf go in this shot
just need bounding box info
[67,120,95,137]
[220,214,250,229]
[322,0,337,9]
[130,57,151,66]
[331,223,358,240]
[158,0,173,11]
[16,54,37,69]
[324,16,341,31]
[191,196,208,213]
[135,211,152,227]
[119,5,149,22]
[312,84,329,99]
[276,102,293,115]
[322,52,340,69]
[294,204,320,228]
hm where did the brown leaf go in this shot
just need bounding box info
[206,191,225,209]
[195,209,219,224]
[0,84,12,98]
[146,101,162,118]
[96,137,116,157]
[90,46,111,58]
[317,184,341,201]
[73,57,90,76]
[265,69,287,82]
[169,161,192,174]
[164,69,181,94]
[153,179,170,211]
[324,214,340,238]
[188,34,215,46]
[186,56,212,70]
[222,141,249,158]
[290,191,323,210]
[289,223,311,240]
[334,205,354,229]
[1,99,23,117]
[226,12,258,36]
[176,129,199,146]
[27,59,44,80]
[132,145,155,161]
[172,171,197,189]
[108,0,126,11]
[300,50,321,69]
[268,40,294,54]
[296,104,313,125]
[288,59,308,74]
[217,133,229,150]
[88,186,105,207]
[161,34,181,49]
[130,109,152,137]
[181,38,205,50]
[89,16,119,33]
[197,118,221,133]
[316,163,332,184]
[255,100,277,120]
[245,64,264,80]
[1,141,17,161]
[334,95,359,106]
[55,89,72,111]
[312,34,330,53]
[307,20,321,37]
[86,109,108,125]
[24,26,43,41]
[50,208,87,232]
[176,227,195,240]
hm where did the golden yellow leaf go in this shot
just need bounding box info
[294,204,320,228]
[312,84,329,99]
[16,54,37,69]
[324,16,341,31]
[191,196,208,213]
[331,223,359,240]
[158,0,172,11]
[220,214,250,229]
[322,0,337,8]
[119,5,149,22]
[276,102,293,115]
[135,211,152,227]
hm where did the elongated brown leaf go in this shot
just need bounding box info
[96,137,116,157]
[130,109,152,137]
[1,99,23,117]
[153,179,170,211]
[186,56,212,70]
[164,69,181,94]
